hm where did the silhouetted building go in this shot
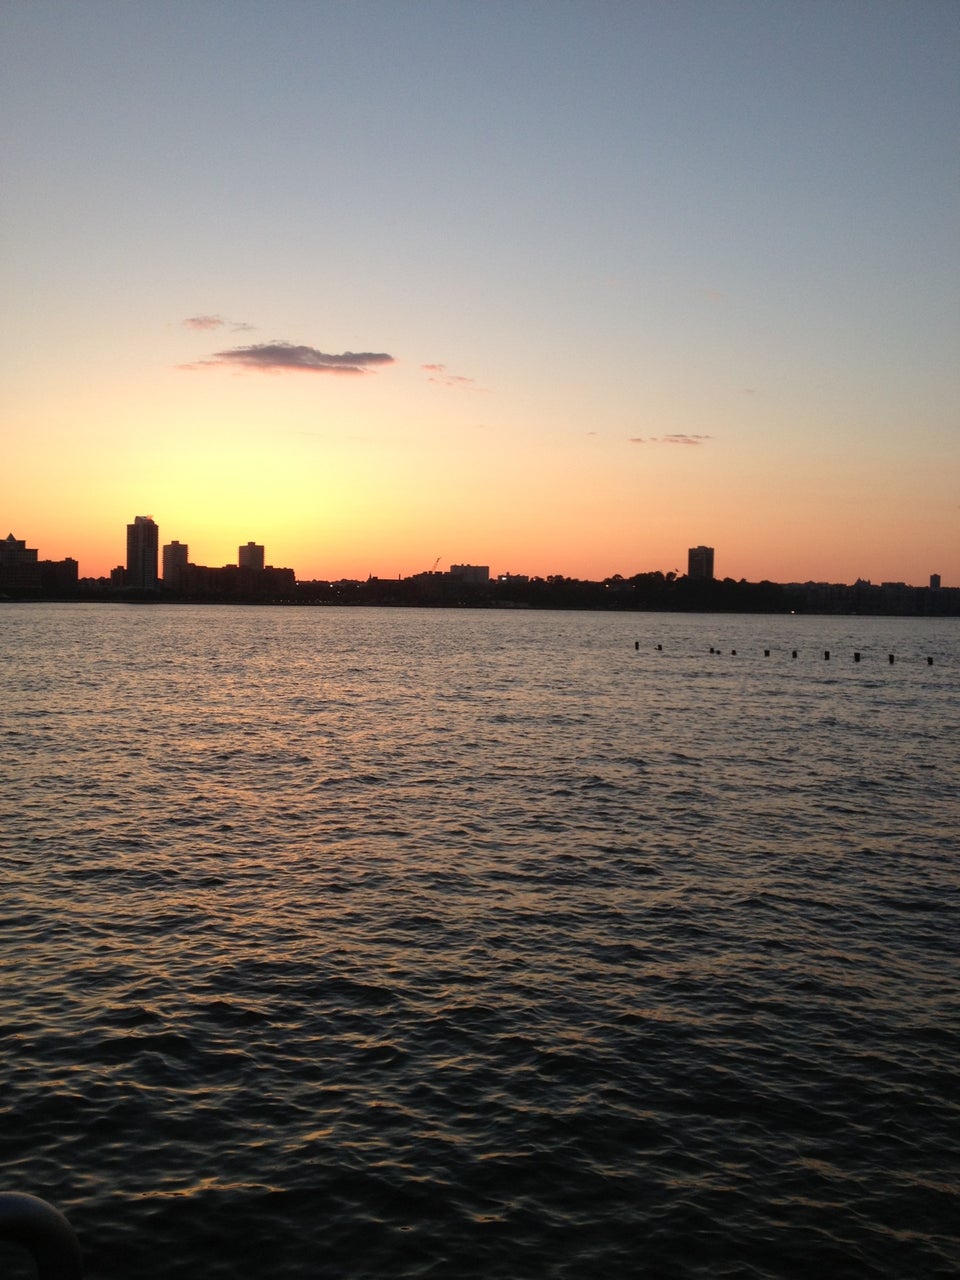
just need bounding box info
[39,558,78,594]
[163,540,189,590]
[450,564,490,584]
[0,532,40,592]
[687,545,715,580]
[126,516,159,590]
[239,542,265,571]
[931,573,941,590]
[182,562,295,600]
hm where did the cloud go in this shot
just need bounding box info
[182,314,255,332]
[422,362,480,390]
[183,314,226,330]
[629,434,712,445]
[196,342,395,375]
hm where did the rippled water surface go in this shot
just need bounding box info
[2,604,958,1278]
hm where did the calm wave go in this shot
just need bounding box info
[2,604,958,1279]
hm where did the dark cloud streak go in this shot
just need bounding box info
[199,342,395,375]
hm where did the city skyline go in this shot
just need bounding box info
[2,517,950,593]
[2,4,958,584]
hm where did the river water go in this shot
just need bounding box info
[2,604,958,1278]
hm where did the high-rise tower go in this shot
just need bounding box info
[163,540,188,590]
[239,542,265,571]
[687,545,715,581]
[126,516,159,589]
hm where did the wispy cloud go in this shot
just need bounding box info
[190,342,395,375]
[182,314,254,332]
[183,314,226,330]
[629,434,712,445]
[422,363,482,390]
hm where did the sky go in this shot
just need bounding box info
[2,0,958,585]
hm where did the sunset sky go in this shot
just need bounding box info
[2,1,957,585]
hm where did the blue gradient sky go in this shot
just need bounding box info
[2,1,957,583]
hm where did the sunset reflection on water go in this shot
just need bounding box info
[2,604,957,1280]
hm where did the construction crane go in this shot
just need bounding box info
[431,556,441,572]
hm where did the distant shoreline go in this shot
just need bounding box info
[3,584,959,620]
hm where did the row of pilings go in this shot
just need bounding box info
[639,641,936,665]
